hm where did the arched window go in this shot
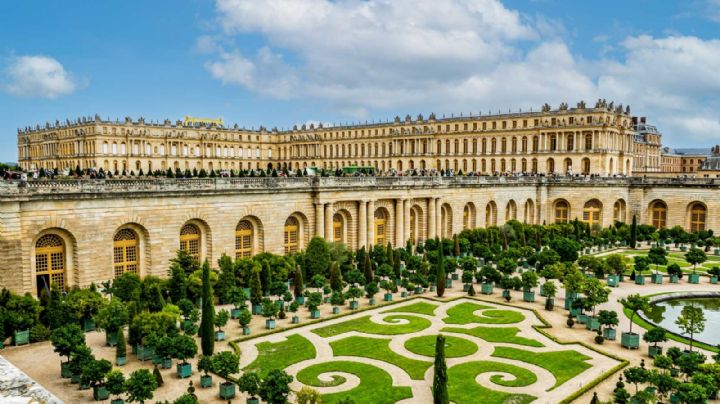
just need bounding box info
[235,220,254,259]
[583,200,602,229]
[689,203,706,232]
[547,158,555,174]
[410,208,417,244]
[650,201,667,229]
[441,204,452,238]
[506,200,517,221]
[524,199,535,224]
[374,209,387,246]
[113,229,138,277]
[463,203,476,230]
[35,234,66,294]
[555,201,569,224]
[284,217,300,254]
[613,200,626,223]
[333,213,344,244]
[180,223,201,261]
[485,202,497,227]
[582,158,591,175]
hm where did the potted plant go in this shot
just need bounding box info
[115,328,127,366]
[582,277,610,332]
[238,307,252,335]
[307,292,323,319]
[68,345,93,384]
[479,266,498,295]
[126,368,158,404]
[330,291,344,314]
[685,248,706,284]
[66,288,105,332]
[562,268,585,310]
[238,371,261,404]
[5,292,40,345]
[197,355,214,388]
[643,327,667,357]
[499,276,514,301]
[173,334,197,378]
[461,270,474,292]
[648,247,667,284]
[667,263,682,283]
[258,369,293,404]
[598,310,619,340]
[289,301,300,323]
[228,287,247,319]
[521,270,538,302]
[365,282,378,306]
[709,267,720,284]
[80,357,112,400]
[293,266,305,305]
[153,335,174,369]
[262,298,279,329]
[214,309,229,341]
[94,298,129,347]
[604,254,627,286]
[346,286,362,310]
[380,280,394,301]
[50,324,86,378]
[542,281,557,310]
[619,294,649,349]
[105,370,126,404]
[633,256,649,285]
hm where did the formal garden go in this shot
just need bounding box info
[0,217,718,403]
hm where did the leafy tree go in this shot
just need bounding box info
[520,270,538,292]
[605,254,628,276]
[80,357,112,388]
[197,354,214,376]
[65,287,105,323]
[126,368,158,403]
[620,294,650,334]
[238,371,261,400]
[647,246,668,274]
[259,368,294,404]
[113,272,142,302]
[305,237,331,279]
[581,277,610,316]
[214,309,229,332]
[535,249,561,270]
[238,308,252,328]
[364,282,378,299]
[643,327,667,348]
[685,248,707,273]
[199,260,215,356]
[293,266,304,298]
[436,240,446,298]
[173,334,198,364]
[250,268,263,306]
[262,298,279,320]
[676,382,707,404]
[296,386,322,404]
[666,262,683,279]
[623,366,649,394]
[95,298,129,334]
[496,258,517,275]
[675,304,706,351]
[211,350,239,382]
[548,237,579,262]
[329,262,343,291]
[633,256,649,274]
[598,310,618,331]
[433,335,449,404]
[105,369,126,400]
[116,328,127,359]
[50,324,85,362]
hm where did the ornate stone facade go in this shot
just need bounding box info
[0,176,717,296]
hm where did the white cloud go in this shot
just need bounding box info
[3,55,78,99]
[205,0,720,146]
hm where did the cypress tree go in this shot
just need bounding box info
[363,253,373,284]
[153,365,164,387]
[387,242,394,268]
[250,268,263,306]
[199,259,215,356]
[357,247,367,274]
[116,329,126,360]
[436,239,446,298]
[393,255,401,280]
[329,262,342,292]
[433,335,449,404]
[453,235,460,257]
[629,215,637,249]
[293,266,304,298]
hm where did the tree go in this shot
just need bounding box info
[293,266,304,298]
[598,310,618,331]
[238,371,261,401]
[95,298,129,335]
[685,248,707,273]
[173,334,198,364]
[50,324,85,363]
[432,335,449,404]
[262,298,279,320]
[548,237,579,262]
[105,369,126,400]
[623,366,649,394]
[80,357,112,388]
[259,368,294,404]
[643,327,667,348]
[620,294,650,334]
[363,252,373,284]
[238,308,252,328]
[633,256,649,274]
[214,309,229,332]
[295,386,322,404]
[153,365,164,387]
[676,383,707,404]
[520,270,538,292]
[199,259,215,356]
[126,369,158,403]
[436,240,446,298]
[329,262,343,291]
[116,328,126,360]
[250,268,263,306]
[581,277,610,316]
[675,304,706,351]
[305,237,331,279]
[647,246,668,274]
[212,350,239,382]
[605,254,628,276]
[629,214,637,248]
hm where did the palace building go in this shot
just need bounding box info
[4,100,718,297]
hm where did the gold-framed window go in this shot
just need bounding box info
[690,203,706,232]
[651,202,667,229]
[374,209,387,246]
[235,220,253,259]
[180,223,201,260]
[284,217,299,254]
[583,200,602,228]
[113,228,138,277]
[555,201,569,224]
[35,234,66,292]
[333,213,343,244]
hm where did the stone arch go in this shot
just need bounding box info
[113,223,150,278]
[485,201,497,227]
[553,199,570,224]
[687,201,707,232]
[613,199,626,223]
[463,202,476,230]
[179,219,211,263]
[505,200,517,222]
[284,212,310,254]
[524,199,535,224]
[409,204,425,245]
[31,228,78,297]
[440,203,453,238]
[332,209,352,247]
[583,199,603,230]
[374,207,391,246]
[236,215,264,258]
[648,199,668,229]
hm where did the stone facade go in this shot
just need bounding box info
[0,176,718,296]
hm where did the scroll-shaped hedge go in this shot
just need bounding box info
[447,360,537,404]
[443,302,525,325]
[313,314,431,338]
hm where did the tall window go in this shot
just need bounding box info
[113,229,138,277]
[583,200,602,229]
[485,202,497,227]
[35,234,66,295]
[180,223,201,261]
[374,209,387,246]
[555,201,569,224]
[613,200,626,223]
[506,200,517,221]
[651,201,667,229]
[690,203,706,232]
[409,208,417,244]
[463,204,475,230]
[585,134,592,150]
[284,217,299,254]
[235,220,253,259]
[441,205,452,238]
[333,214,344,244]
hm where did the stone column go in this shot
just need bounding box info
[315,203,324,237]
[428,197,437,239]
[367,200,375,248]
[324,202,334,242]
[358,200,367,249]
[395,198,404,247]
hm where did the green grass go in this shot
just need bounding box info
[313,314,432,338]
[330,336,431,380]
[296,361,413,404]
[404,335,478,358]
[447,361,536,404]
[442,326,544,347]
[443,302,525,325]
[491,346,592,389]
[382,301,438,316]
[243,334,316,376]
[619,251,719,273]
[623,307,719,353]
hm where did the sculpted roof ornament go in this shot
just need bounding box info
[559,102,568,111]
[577,100,586,109]
[429,112,436,121]
[394,115,401,124]
[541,103,551,112]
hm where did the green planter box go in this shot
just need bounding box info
[162,357,172,369]
[177,362,192,378]
[116,356,126,366]
[14,330,29,346]
[111,399,124,404]
[680,246,687,252]
[292,315,300,324]
[585,317,600,331]
[369,298,376,306]
[670,275,679,283]
[648,345,663,358]
[215,330,225,341]
[607,275,619,287]
[242,326,251,335]
[93,385,109,401]
[323,297,330,304]
[311,310,321,319]
[252,304,263,315]
[80,382,90,390]
[451,273,459,281]
[621,332,640,349]
[481,283,493,295]
[136,345,154,361]
[105,331,118,347]
[200,374,212,388]
[522,291,535,302]
[567,291,579,300]
[71,373,81,384]
[83,318,96,332]
[635,275,645,285]
[219,382,236,400]
[349,301,359,310]
[715,248,720,256]
[231,308,242,319]
[384,293,393,302]
[564,297,575,310]
[651,273,664,284]
[401,291,409,297]
[61,361,72,378]
[332,307,340,314]
[266,319,276,329]
[462,284,470,292]
[429,285,436,292]
[603,328,617,340]
[414,287,423,294]
[688,273,700,284]
[576,313,587,324]
[544,298,554,311]
[501,290,511,299]
[247,398,260,404]
[445,278,452,288]
[539,284,547,297]
[711,276,718,284]
[295,296,305,305]
[152,355,163,366]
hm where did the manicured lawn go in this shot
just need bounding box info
[330,336,431,380]
[313,314,432,338]
[404,335,478,358]
[447,361,536,404]
[442,326,544,347]
[491,346,592,389]
[296,360,413,404]
[383,301,438,316]
[443,302,525,325]
[243,334,316,376]
[620,251,718,273]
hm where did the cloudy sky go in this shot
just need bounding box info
[1,0,719,162]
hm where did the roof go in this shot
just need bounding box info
[672,148,712,156]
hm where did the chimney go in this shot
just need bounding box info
[640,117,646,124]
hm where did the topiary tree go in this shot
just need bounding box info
[238,371,261,401]
[619,294,650,335]
[173,334,198,365]
[329,262,343,292]
[105,369,126,401]
[629,215,637,248]
[261,298,279,320]
[293,266,304,298]
[685,248,707,273]
[598,310,618,332]
[199,260,215,356]
[212,350,239,384]
[436,239,446,298]
[94,298,129,339]
[214,309,229,333]
[259,368,294,404]
[50,324,86,364]
[675,304,706,352]
[305,237,331,279]
[238,308,252,328]
[153,365,164,387]
[647,246,668,274]
[433,334,449,404]
[80,357,112,389]
[116,328,127,361]
[643,327,667,351]
[295,386,322,404]
[126,368,158,403]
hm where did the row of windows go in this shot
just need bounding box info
[101,142,265,159]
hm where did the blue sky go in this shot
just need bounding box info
[2,0,720,163]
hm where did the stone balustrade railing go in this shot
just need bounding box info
[0,175,718,196]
